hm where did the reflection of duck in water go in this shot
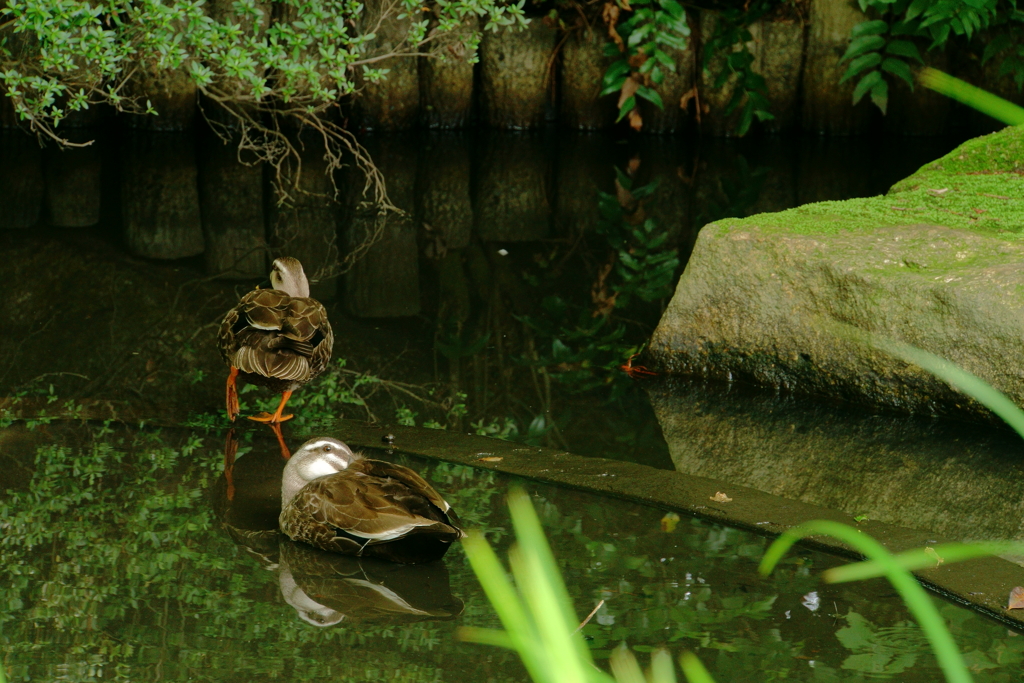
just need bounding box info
[277,541,464,627]
[280,437,465,563]
[212,435,464,627]
[219,257,334,424]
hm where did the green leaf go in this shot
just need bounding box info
[870,77,889,114]
[841,34,886,62]
[658,0,685,20]
[840,52,882,83]
[615,95,636,121]
[982,33,1011,64]
[652,47,674,67]
[852,69,882,104]
[881,56,914,87]
[679,652,715,683]
[905,0,931,21]
[609,644,646,683]
[650,650,677,683]
[600,79,625,97]
[885,39,924,62]
[635,85,664,109]
[824,541,1024,584]
[735,99,754,136]
[851,19,889,37]
[601,59,630,89]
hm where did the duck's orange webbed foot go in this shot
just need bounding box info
[247,412,295,423]
[246,390,294,424]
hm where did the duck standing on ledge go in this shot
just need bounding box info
[280,437,465,563]
[219,257,333,424]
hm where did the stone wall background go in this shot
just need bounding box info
[3,9,1018,137]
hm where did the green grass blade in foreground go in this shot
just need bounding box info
[920,67,1024,125]
[507,544,592,682]
[506,488,597,675]
[679,652,716,683]
[828,321,1024,440]
[457,626,516,648]
[609,644,647,683]
[824,540,1024,583]
[759,520,972,683]
[460,530,548,681]
[651,649,678,683]
[461,491,615,683]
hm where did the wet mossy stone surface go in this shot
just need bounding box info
[649,124,1024,420]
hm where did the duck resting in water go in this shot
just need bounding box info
[218,257,333,424]
[280,437,465,563]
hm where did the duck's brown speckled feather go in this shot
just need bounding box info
[218,288,333,390]
[280,458,464,560]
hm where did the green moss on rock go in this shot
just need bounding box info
[712,125,1024,238]
[649,124,1024,421]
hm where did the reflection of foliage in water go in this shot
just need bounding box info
[502,163,680,456]
[697,153,770,226]
[834,605,1024,677]
[835,612,925,676]
[516,167,680,383]
[595,170,681,310]
[5,423,1016,681]
[0,425,514,682]
[518,488,1024,682]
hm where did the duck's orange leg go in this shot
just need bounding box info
[248,390,294,424]
[226,367,240,422]
[267,422,292,460]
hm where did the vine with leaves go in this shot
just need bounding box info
[841,0,1024,113]
[700,0,776,135]
[0,0,528,209]
[597,0,778,135]
[598,0,690,130]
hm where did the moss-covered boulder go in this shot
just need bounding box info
[648,125,1024,420]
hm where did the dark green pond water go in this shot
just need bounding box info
[2,421,1022,682]
[5,126,1021,680]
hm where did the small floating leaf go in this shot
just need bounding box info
[1009,586,1024,610]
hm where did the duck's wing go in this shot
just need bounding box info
[219,289,288,359]
[287,468,462,546]
[362,460,462,522]
[283,297,333,379]
[220,290,331,382]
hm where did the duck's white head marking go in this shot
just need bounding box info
[294,438,356,481]
[270,257,310,298]
[281,437,360,507]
